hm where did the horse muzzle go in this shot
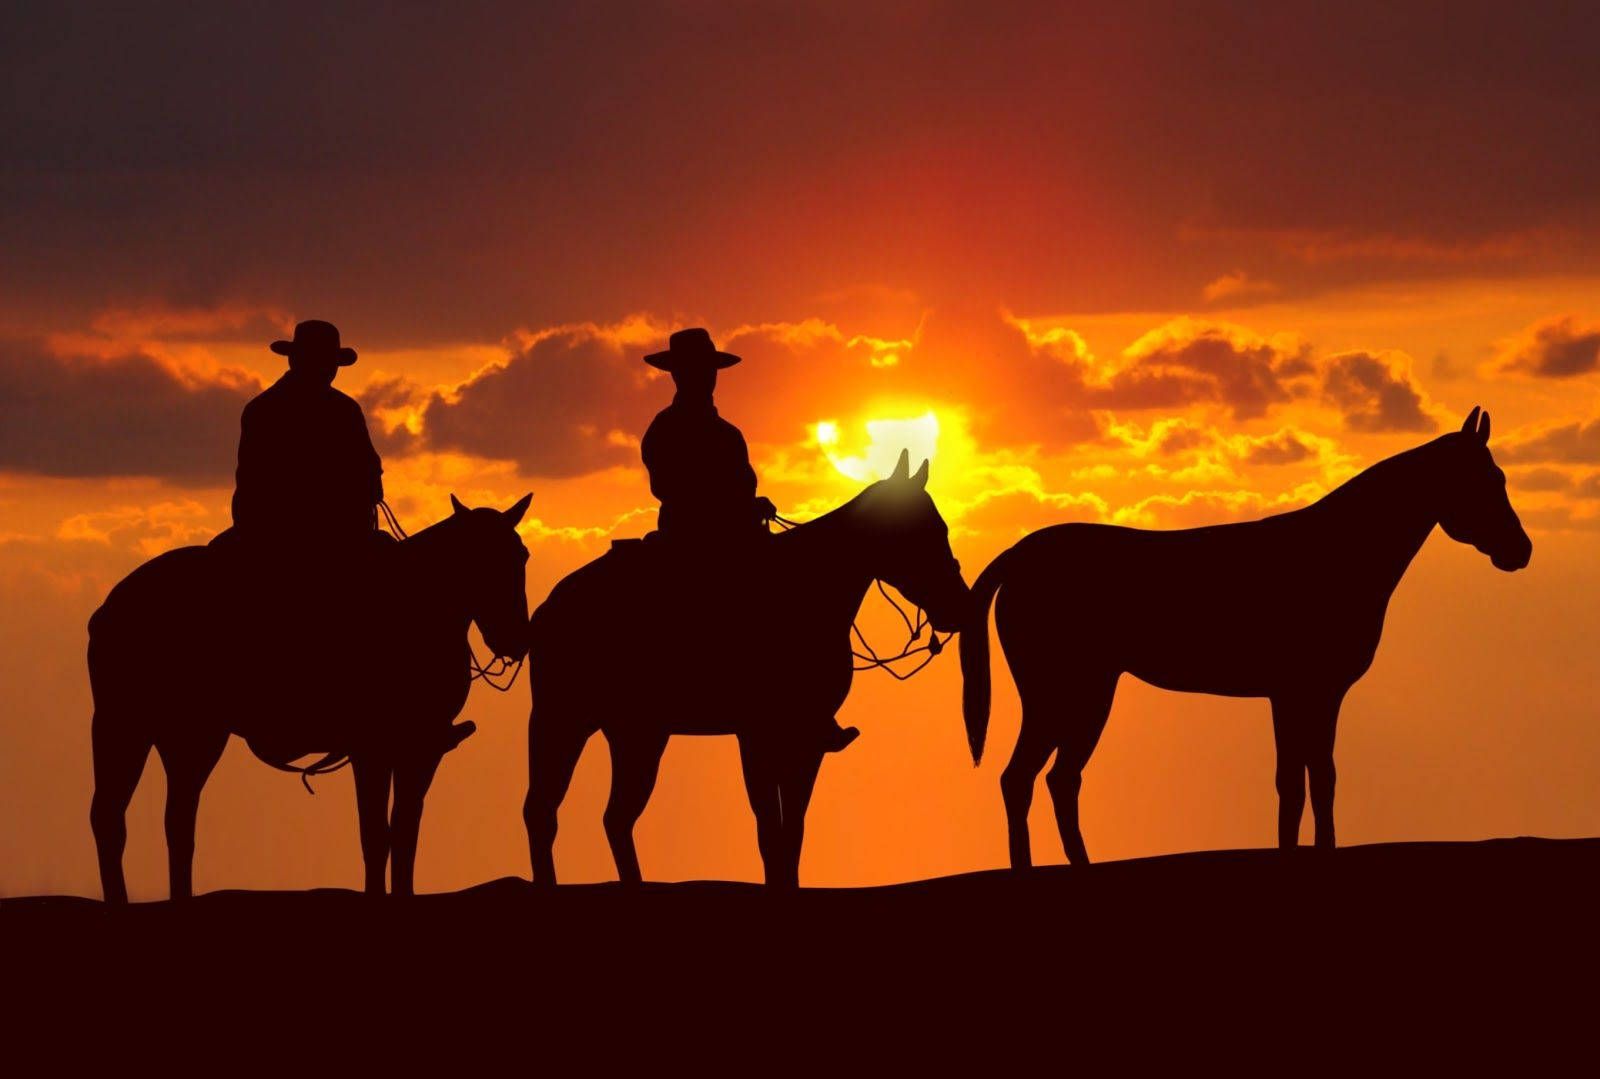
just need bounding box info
[1490,536,1532,572]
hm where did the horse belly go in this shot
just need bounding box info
[1118,618,1290,699]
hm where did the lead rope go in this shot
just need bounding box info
[770,512,951,680]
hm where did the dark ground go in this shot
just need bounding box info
[4,837,1596,1070]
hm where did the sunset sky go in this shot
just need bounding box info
[3,2,1598,898]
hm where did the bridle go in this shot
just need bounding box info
[771,513,953,680]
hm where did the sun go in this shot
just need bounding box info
[814,411,941,482]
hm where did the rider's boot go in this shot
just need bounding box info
[819,718,859,754]
[442,720,477,753]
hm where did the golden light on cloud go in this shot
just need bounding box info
[815,411,941,482]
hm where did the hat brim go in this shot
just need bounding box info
[271,340,358,366]
[644,349,741,372]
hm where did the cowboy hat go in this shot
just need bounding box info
[270,319,357,366]
[643,327,740,372]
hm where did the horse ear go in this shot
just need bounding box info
[1461,406,1481,435]
[450,493,468,516]
[504,493,532,526]
[1477,409,1491,443]
[891,448,911,482]
[912,457,930,488]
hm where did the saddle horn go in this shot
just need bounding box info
[450,493,468,515]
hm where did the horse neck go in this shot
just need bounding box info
[1314,440,1444,594]
[776,499,877,626]
[394,520,474,632]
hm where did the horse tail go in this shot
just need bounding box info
[961,547,1013,765]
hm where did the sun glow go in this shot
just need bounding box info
[815,411,941,482]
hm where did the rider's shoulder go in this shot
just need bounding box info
[328,385,365,415]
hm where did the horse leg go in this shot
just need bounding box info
[1270,696,1310,850]
[1044,674,1118,867]
[389,750,443,898]
[90,715,151,905]
[1304,691,1345,851]
[351,753,393,895]
[602,731,667,885]
[523,711,590,886]
[738,736,784,883]
[772,748,825,889]
[1000,703,1058,870]
[155,728,228,900]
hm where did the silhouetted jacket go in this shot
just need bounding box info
[641,397,761,539]
[231,371,383,541]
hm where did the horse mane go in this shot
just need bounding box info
[770,479,877,546]
[1307,432,1455,517]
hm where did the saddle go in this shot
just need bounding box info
[205,526,398,767]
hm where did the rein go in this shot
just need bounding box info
[771,512,951,680]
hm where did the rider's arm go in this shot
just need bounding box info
[231,398,265,527]
[731,427,758,498]
[640,418,670,503]
[345,393,385,505]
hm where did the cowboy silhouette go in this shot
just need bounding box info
[229,319,384,548]
[212,320,475,756]
[640,328,858,753]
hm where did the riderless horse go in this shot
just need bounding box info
[524,450,969,887]
[88,494,532,902]
[961,407,1531,868]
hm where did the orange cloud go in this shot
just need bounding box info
[1202,271,1280,302]
[1320,350,1437,433]
[1497,413,1600,465]
[55,499,219,556]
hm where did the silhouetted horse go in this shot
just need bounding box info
[87,495,532,902]
[961,408,1531,868]
[524,450,968,887]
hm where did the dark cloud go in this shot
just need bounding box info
[1493,316,1600,377]
[1093,320,1313,420]
[1497,416,1600,465]
[0,340,257,482]
[1320,351,1436,433]
[393,310,1440,479]
[1152,423,1213,456]
[418,326,664,477]
[1575,473,1600,499]
[357,375,424,456]
[1237,429,1319,466]
[4,3,1599,339]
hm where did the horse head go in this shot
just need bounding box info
[448,492,533,659]
[856,449,970,632]
[1435,406,1532,572]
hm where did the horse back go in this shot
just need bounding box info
[90,544,213,640]
[998,518,1386,695]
